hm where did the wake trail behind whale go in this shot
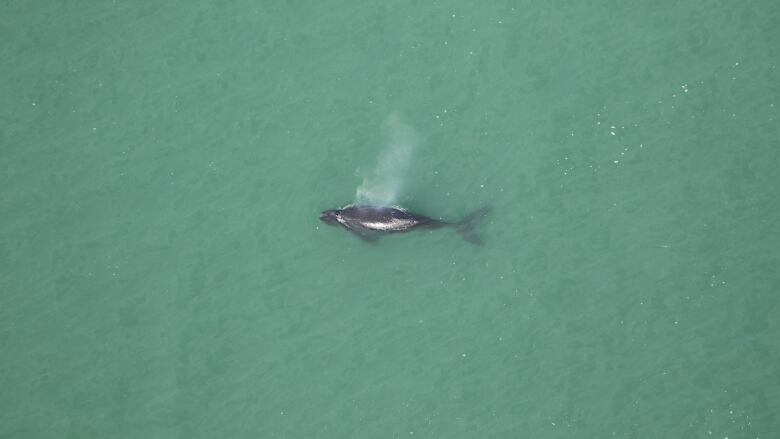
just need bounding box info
[355,114,417,207]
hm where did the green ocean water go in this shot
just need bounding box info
[2,0,779,437]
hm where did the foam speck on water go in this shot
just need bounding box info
[355,114,417,206]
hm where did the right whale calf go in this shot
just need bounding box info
[319,204,491,244]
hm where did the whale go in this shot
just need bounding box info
[319,204,490,244]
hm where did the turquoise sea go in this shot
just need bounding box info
[2,1,779,437]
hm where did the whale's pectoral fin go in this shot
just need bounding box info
[350,227,379,243]
[359,234,379,243]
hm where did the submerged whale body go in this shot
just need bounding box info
[319,205,490,244]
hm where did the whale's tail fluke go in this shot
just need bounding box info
[454,207,491,245]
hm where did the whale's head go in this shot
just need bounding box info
[319,209,341,226]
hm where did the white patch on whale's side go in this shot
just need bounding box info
[355,114,418,206]
[360,218,417,231]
